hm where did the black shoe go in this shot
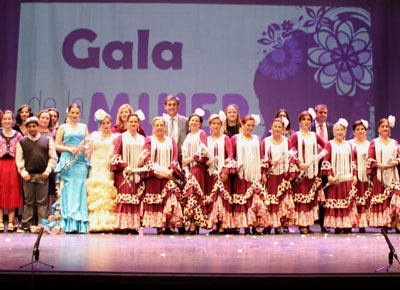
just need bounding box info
[335,228,343,234]
[275,227,282,235]
[343,228,352,234]
[299,227,308,234]
[306,227,314,234]
[231,229,240,235]
[252,227,263,235]
[209,229,219,235]
[178,227,187,235]
[129,229,139,235]
[262,227,271,235]
[283,226,289,233]
[321,227,330,233]
[359,228,366,233]
[163,228,176,235]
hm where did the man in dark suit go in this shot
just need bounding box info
[164,95,189,234]
[311,104,333,233]
[311,104,334,142]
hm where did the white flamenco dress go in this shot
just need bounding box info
[86,131,118,232]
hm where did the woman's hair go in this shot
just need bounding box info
[377,118,389,128]
[188,113,203,125]
[15,104,33,126]
[116,104,134,129]
[241,115,255,125]
[152,116,166,126]
[67,103,81,113]
[127,113,140,123]
[271,117,284,127]
[298,110,312,123]
[352,120,367,132]
[1,110,15,127]
[37,110,52,130]
[222,104,241,133]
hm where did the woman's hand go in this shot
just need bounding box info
[299,163,309,171]
[182,158,193,167]
[262,173,268,184]
[221,173,228,182]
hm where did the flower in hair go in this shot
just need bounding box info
[218,111,227,123]
[281,116,289,129]
[360,119,369,129]
[307,108,316,120]
[94,109,108,123]
[251,114,260,125]
[336,118,348,128]
[135,109,145,121]
[194,108,205,117]
[388,115,396,128]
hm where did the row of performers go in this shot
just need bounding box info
[52,105,400,236]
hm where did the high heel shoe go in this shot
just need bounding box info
[299,227,308,235]
[189,226,199,235]
[262,227,271,235]
[251,227,263,235]
[244,228,251,235]
[275,227,282,235]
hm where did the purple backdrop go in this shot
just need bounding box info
[1,0,400,138]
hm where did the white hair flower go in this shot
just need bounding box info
[94,109,108,123]
[251,114,260,125]
[281,116,289,129]
[218,111,227,123]
[307,108,316,120]
[336,118,348,128]
[360,119,369,129]
[388,115,396,128]
[135,109,145,121]
[193,108,205,117]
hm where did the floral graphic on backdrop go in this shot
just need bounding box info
[257,6,372,97]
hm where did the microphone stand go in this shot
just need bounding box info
[20,227,54,270]
[375,228,400,272]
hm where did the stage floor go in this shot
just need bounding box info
[1,226,400,289]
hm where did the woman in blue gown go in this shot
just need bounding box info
[55,103,90,233]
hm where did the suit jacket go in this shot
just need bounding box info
[311,121,334,141]
[165,114,189,163]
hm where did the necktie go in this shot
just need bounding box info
[319,123,324,140]
[169,117,175,138]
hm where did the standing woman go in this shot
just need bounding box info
[231,115,266,235]
[111,112,146,234]
[13,104,34,136]
[274,109,295,138]
[86,109,117,232]
[37,110,57,216]
[37,110,56,139]
[261,118,295,234]
[48,108,60,132]
[141,116,184,234]
[205,112,236,234]
[321,119,358,234]
[112,104,146,136]
[181,108,208,234]
[290,110,326,234]
[222,104,241,138]
[349,120,371,233]
[0,111,23,232]
[367,117,400,231]
[54,103,90,233]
